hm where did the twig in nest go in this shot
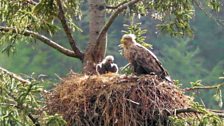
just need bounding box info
[125,98,140,105]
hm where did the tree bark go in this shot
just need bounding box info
[83,0,106,74]
[56,0,84,60]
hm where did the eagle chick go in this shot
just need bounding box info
[96,55,118,75]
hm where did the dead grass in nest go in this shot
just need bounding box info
[45,73,193,126]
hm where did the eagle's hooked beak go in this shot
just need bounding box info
[119,38,125,48]
[120,38,125,44]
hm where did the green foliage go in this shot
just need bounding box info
[169,112,223,126]
[116,0,214,37]
[213,88,223,108]
[0,33,31,55]
[0,68,66,126]
[185,75,224,110]
[42,113,66,126]
[169,97,224,126]
[0,0,223,120]
[0,0,83,55]
[153,0,194,36]
[0,40,82,80]
[120,63,132,74]
[190,80,203,87]
[192,102,223,126]
[33,0,57,22]
[208,0,222,12]
[0,0,82,32]
[0,0,33,28]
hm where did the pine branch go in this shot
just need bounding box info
[56,0,84,60]
[105,1,128,9]
[28,113,40,126]
[193,0,224,27]
[0,67,40,125]
[0,26,79,58]
[174,108,224,118]
[183,83,224,92]
[174,108,202,114]
[0,66,30,84]
[26,0,38,5]
[95,0,141,51]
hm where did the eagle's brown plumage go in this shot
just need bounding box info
[120,34,172,82]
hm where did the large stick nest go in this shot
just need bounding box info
[45,73,193,126]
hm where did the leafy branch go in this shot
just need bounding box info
[183,83,224,92]
[26,0,38,5]
[0,67,40,126]
[0,67,66,126]
[0,66,30,84]
[173,108,224,118]
[0,26,78,58]
[183,77,224,108]
[193,0,224,27]
[105,1,127,9]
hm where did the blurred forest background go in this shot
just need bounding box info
[0,3,223,109]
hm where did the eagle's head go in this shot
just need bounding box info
[120,34,136,48]
[102,55,114,64]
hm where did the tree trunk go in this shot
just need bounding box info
[83,0,106,74]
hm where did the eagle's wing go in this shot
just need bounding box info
[129,44,170,78]
[110,63,118,73]
[96,64,104,75]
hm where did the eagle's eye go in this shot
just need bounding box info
[107,59,113,63]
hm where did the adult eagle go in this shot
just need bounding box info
[120,34,172,82]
